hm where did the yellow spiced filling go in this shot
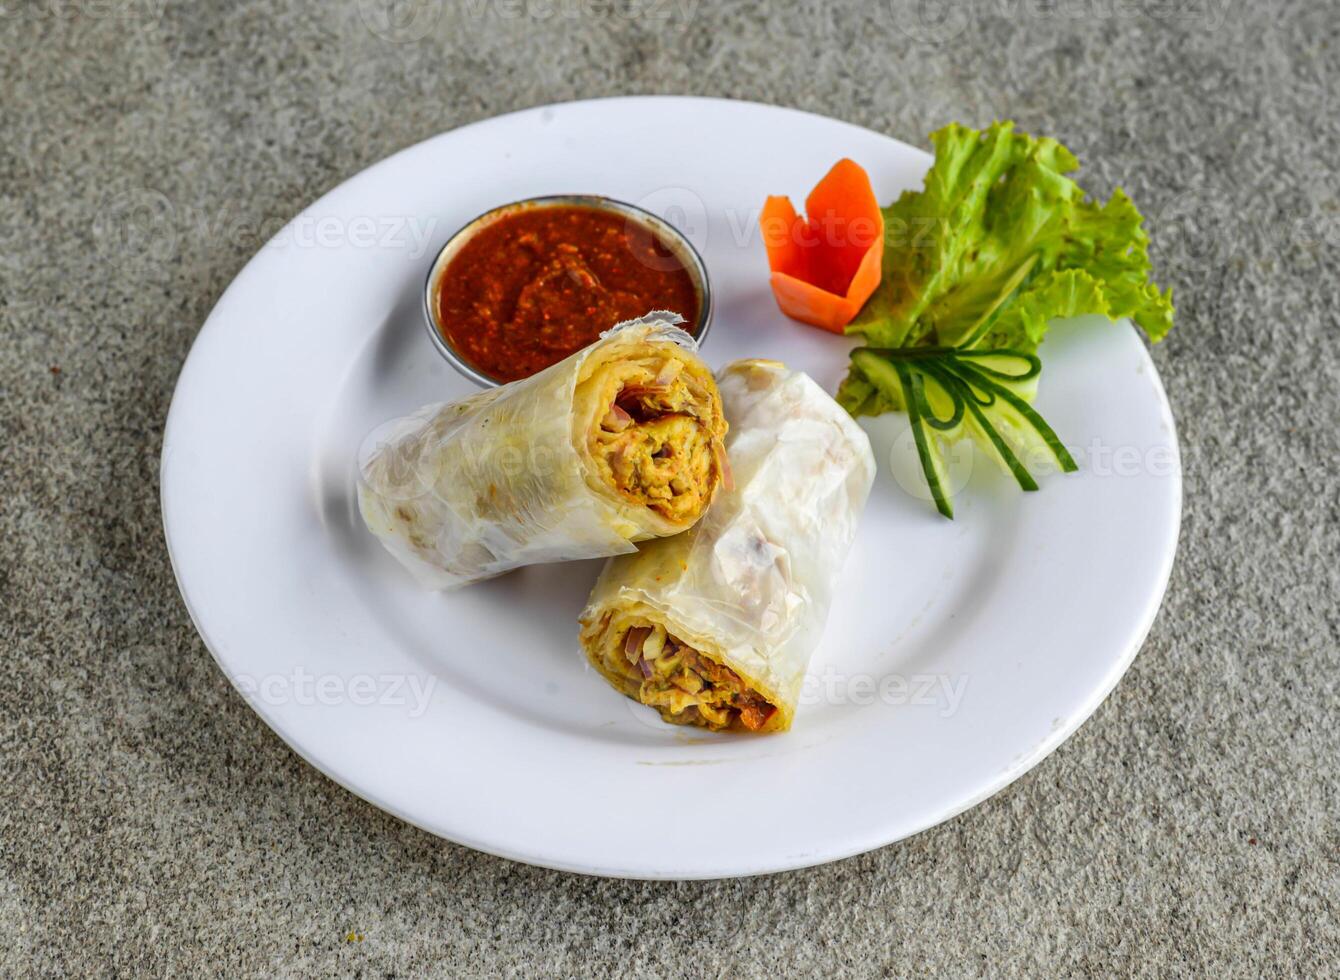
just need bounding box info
[589,615,778,732]
[578,350,727,527]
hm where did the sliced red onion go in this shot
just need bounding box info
[603,403,633,432]
[623,626,651,665]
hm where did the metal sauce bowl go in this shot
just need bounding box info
[422,195,713,387]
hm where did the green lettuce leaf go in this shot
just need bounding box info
[985,268,1110,349]
[844,121,1173,375]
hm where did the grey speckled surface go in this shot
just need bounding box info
[2,0,1338,975]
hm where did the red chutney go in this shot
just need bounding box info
[435,205,701,382]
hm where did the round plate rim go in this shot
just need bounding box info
[161,95,1182,879]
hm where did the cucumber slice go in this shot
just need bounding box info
[947,361,1078,473]
[954,349,1041,382]
[954,349,1040,401]
[962,397,1039,492]
[851,351,955,518]
[848,344,1077,516]
[850,349,907,400]
[918,366,965,433]
[897,363,956,519]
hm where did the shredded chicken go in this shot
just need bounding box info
[608,621,779,732]
[588,352,724,525]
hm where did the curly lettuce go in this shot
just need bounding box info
[838,121,1174,417]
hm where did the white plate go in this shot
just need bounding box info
[162,97,1180,879]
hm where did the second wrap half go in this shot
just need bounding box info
[579,358,875,732]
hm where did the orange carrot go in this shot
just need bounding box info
[759,158,883,334]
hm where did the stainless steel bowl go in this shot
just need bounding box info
[422,195,713,387]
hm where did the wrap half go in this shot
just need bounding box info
[579,358,875,732]
[358,315,727,589]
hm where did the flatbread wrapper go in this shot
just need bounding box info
[358,315,728,589]
[579,358,875,732]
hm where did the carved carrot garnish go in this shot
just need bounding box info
[759,158,883,333]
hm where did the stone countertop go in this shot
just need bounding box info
[2,1,1336,975]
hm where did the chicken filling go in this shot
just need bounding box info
[587,355,729,526]
[606,621,778,732]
